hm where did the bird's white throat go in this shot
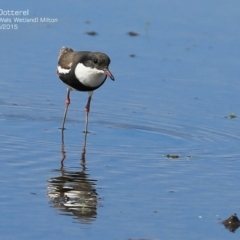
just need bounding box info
[75,63,106,87]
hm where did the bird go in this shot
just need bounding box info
[57,47,114,132]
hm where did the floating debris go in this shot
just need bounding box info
[229,113,237,119]
[166,154,179,159]
[86,31,98,36]
[127,31,139,37]
[225,113,237,119]
[129,54,136,58]
[222,213,240,232]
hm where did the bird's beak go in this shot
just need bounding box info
[104,68,115,81]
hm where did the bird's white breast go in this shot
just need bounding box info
[74,63,106,87]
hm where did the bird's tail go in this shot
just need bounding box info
[58,47,74,61]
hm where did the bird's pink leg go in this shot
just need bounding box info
[85,96,92,114]
[61,88,71,130]
[84,93,92,133]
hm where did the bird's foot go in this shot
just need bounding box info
[82,130,90,134]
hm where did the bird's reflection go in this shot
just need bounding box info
[60,130,87,167]
[47,131,99,224]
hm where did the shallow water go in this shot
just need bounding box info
[1,0,240,239]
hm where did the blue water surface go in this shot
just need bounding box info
[0,0,240,239]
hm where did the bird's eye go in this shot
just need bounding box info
[93,58,99,64]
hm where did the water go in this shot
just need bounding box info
[1,0,240,239]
